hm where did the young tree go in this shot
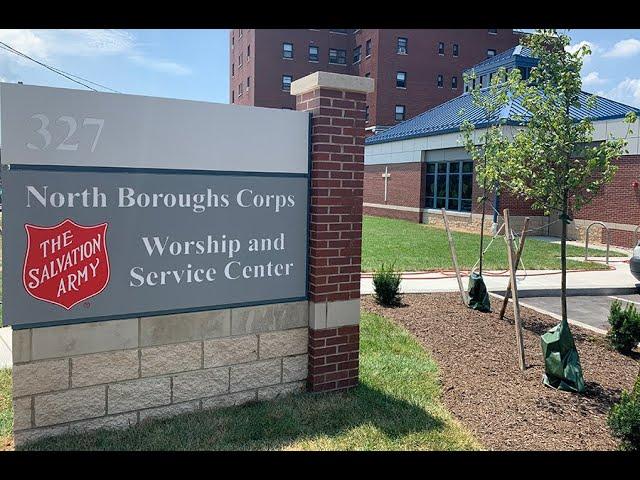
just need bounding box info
[501,29,637,391]
[460,66,523,277]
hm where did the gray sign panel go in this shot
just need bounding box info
[0,82,309,174]
[3,167,308,328]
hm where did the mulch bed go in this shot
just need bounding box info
[362,293,640,451]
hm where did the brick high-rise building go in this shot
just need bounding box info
[229,29,523,134]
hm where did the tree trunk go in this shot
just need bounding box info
[478,156,488,275]
[561,191,568,326]
[479,196,486,275]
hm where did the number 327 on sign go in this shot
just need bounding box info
[26,114,104,153]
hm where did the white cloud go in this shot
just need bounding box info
[128,55,192,76]
[603,38,640,58]
[0,29,134,61]
[566,40,600,65]
[603,78,640,108]
[582,71,607,88]
[0,29,192,81]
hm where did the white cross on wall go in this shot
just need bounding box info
[382,166,391,202]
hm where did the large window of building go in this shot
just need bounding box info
[397,37,408,54]
[487,49,496,58]
[365,105,369,122]
[353,46,361,63]
[247,44,251,58]
[283,43,293,59]
[437,74,443,88]
[396,71,406,88]
[309,45,319,62]
[453,43,459,57]
[438,42,445,55]
[365,39,372,57]
[247,76,251,90]
[329,48,347,65]
[452,76,458,89]
[239,54,243,67]
[238,81,243,97]
[395,105,406,121]
[231,63,234,77]
[425,161,474,212]
[282,75,292,91]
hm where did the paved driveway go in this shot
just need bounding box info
[514,293,640,334]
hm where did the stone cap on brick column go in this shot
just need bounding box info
[290,71,375,96]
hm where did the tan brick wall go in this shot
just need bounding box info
[12,300,308,446]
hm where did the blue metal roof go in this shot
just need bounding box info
[464,45,537,77]
[366,90,640,146]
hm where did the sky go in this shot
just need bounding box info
[0,29,639,108]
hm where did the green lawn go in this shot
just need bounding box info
[0,368,11,447]
[362,215,625,273]
[14,312,479,451]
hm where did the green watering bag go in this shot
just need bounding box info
[541,318,586,393]
[468,271,491,312]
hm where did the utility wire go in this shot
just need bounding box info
[0,41,121,93]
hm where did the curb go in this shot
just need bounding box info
[489,286,640,298]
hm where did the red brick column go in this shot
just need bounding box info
[291,72,374,393]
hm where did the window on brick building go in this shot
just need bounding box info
[425,161,474,212]
[329,48,347,65]
[231,63,234,77]
[365,105,369,122]
[239,54,243,67]
[366,39,372,57]
[487,49,496,58]
[437,74,443,88]
[247,76,250,90]
[488,29,498,34]
[396,71,406,88]
[238,81,243,97]
[282,75,292,91]
[365,72,370,77]
[453,43,459,57]
[353,46,361,64]
[452,76,458,89]
[397,37,408,54]
[239,29,243,38]
[231,90,234,103]
[438,42,445,55]
[395,105,406,121]
[247,44,250,58]
[231,35,234,50]
[309,45,319,62]
[283,43,293,59]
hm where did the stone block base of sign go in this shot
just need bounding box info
[11,300,308,446]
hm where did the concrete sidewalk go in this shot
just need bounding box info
[361,258,638,296]
[0,327,11,369]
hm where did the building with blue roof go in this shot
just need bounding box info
[363,46,640,246]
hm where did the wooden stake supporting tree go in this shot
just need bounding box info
[499,217,530,320]
[504,209,526,371]
[442,208,469,306]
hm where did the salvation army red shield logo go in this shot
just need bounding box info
[23,219,110,310]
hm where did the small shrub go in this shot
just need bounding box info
[608,372,640,451]
[373,263,402,307]
[607,300,640,354]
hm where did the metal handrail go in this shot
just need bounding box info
[584,221,610,265]
[633,225,640,248]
